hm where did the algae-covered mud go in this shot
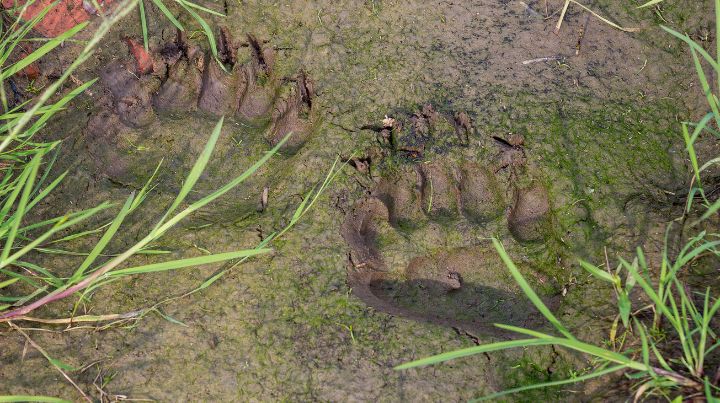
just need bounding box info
[1,0,716,400]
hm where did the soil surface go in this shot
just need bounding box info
[0,0,717,401]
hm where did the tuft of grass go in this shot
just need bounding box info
[397,239,720,401]
[0,117,285,321]
[137,0,224,60]
[0,0,345,398]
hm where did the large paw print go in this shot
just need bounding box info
[84,27,316,181]
[342,105,558,336]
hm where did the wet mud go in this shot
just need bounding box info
[0,0,717,401]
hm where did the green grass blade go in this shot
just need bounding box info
[495,324,646,370]
[634,318,653,374]
[11,285,47,307]
[0,3,55,68]
[697,288,714,374]
[666,286,697,372]
[177,1,217,57]
[175,0,224,16]
[638,0,664,8]
[108,248,271,276]
[649,339,673,371]
[0,268,42,289]
[579,259,615,283]
[0,203,112,268]
[621,257,680,329]
[684,123,702,184]
[493,238,575,340]
[26,170,66,214]
[23,79,98,140]
[494,323,555,339]
[152,308,188,326]
[716,0,720,96]
[154,134,291,237]
[71,193,135,282]
[138,0,149,50]
[674,240,720,275]
[662,26,720,73]
[0,277,18,289]
[698,198,720,223]
[395,338,558,370]
[156,117,224,227]
[690,48,720,124]
[130,159,163,212]
[618,291,631,327]
[0,22,88,80]
[150,0,184,31]
[473,364,629,401]
[705,378,719,402]
[2,150,42,261]
[13,261,61,286]
[0,162,30,228]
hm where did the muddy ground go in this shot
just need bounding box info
[0,0,717,401]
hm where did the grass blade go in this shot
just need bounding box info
[661,26,720,73]
[395,338,559,370]
[638,0,664,8]
[177,0,217,57]
[108,248,271,276]
[70,193,135,282]
[154,133,291,237]
[139,0,149,50]
[2,150,42,261]
[473,364,629,401]
[175,0,224,16]
[156,116,223,227]
[150,0,184,31]
[0,396,71,403]
[492,238,575,340]
[0,203,112,269]
[579,259,615,283]
[0,22,88,80]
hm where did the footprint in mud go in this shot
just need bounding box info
[85,27,317,179]
[342,106,558,337]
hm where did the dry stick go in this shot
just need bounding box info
[554,0,639,34]
[11,310,146,325]
[522,56,563,65]
[9,321,92,402]
[555,0,570,33]
[576,11,592,55]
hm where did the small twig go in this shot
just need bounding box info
[555,0,639,34]
[522,56,563,65]
[70,74,93,96]
[555,0,571,33]
[9,321,92,402]
[576,11,592,55]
